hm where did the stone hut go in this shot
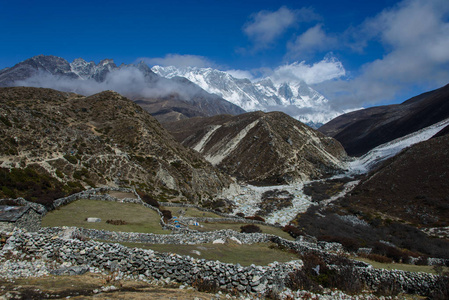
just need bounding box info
[0,205,42,232]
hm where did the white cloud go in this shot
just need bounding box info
[287,24,337,58]
[141,54,215,68]
[225,69,254,80]
[270,56,346,85]
[243,6,319,49]
[15,66,203,100]
[317,0,449,109]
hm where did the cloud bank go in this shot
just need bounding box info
[15,67,204,100]
[317,0,449,109]
[243,6,319,49]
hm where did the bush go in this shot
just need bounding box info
[282,225,303,238]
[63,154,78,164]
[106,219,127,225]
[366,253,393,264]
[429,276,449,300]
[286,268,322,293]
[240,224,262,233]
[141,194,159,207]
[372,242,409,263]
[236,212,245,218]
[245,215,265,222]
[192,276,219,293]
[161,209,172,221]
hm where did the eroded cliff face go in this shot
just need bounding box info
[166,111,348,185]
[0,87,232,203]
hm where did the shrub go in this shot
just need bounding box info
[141,194,159,207]
[429,275,449,300]
[106,219,127,225]
[63,154,78,164]
[192,276,219,293]
[285,268,322,293]
[282,225,303,238]
[161,209,172,221]
[366,253,393,264]
[240,224,262,233]
[236,212,245,218]
[372,242,409,263]
[245,215,265,222]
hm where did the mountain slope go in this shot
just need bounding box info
[164,112,347,184]
[135,77,245,123]
[0,87,232,203]
[343,133,449,227]
[0,55,245,122]
[319,83,449,156]
[152,66,342,127]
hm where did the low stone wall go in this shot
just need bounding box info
[3,229,302,294]
[52,187,142,209]
[354,266,440,296]
[2,228,444,297]
[13,209,42,232]
[46,227,271,245]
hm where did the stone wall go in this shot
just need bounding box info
[162,202,272,227]
[4,229,302,294]
[2,228,443,297]
[13,209,42,232]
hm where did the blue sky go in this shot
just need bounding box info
[1,0,449,109]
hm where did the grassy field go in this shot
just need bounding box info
[353,257,449,274]
[119,241,299,266]
[42,199,294,240]
[42,199,170,234]
[161,206,222,218]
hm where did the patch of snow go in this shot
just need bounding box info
[349,117,449,173]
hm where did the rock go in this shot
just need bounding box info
[86,218,101,223]
[212,238,225,244]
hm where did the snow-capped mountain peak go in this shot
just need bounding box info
[152,65,342,127]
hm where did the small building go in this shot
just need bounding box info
[0,205,43,232]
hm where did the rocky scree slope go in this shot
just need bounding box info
[0,55,245,123]
[164,111,347,185]
[319,83,449,156]
[0,87,232,203]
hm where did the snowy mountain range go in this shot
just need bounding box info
[0,55,245,121]
[152,66,343,127]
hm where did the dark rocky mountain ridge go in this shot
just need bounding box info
[319,83,449,156]
[164,111,348,185]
